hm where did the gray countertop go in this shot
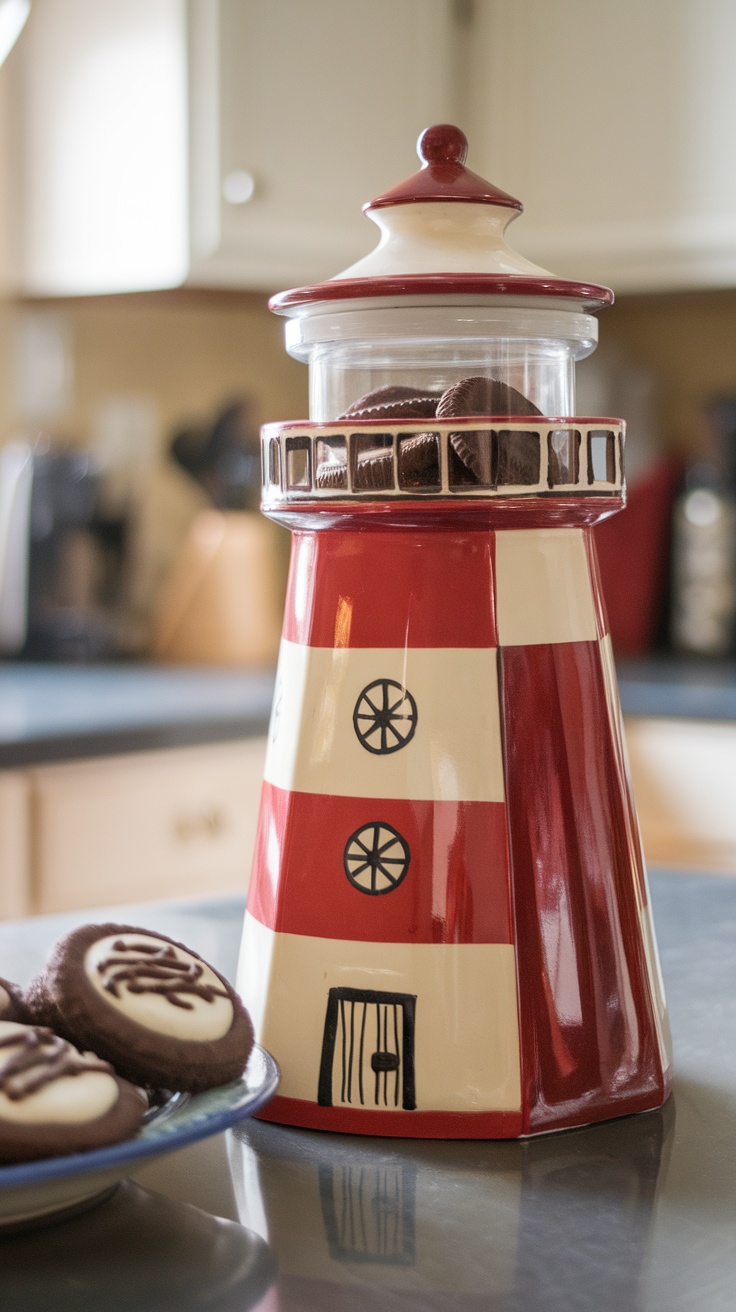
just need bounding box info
[0,657,734,770]
[0,665,275,766]
[1,871,735,1310]
[0,656,729,766]
[617,657,736,722]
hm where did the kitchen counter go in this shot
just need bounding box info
[0,655,733,771]
[0,665,275,767]
[617,656,736,722]
[1,870,735,1311]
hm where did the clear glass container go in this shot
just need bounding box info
[283,301,598,422]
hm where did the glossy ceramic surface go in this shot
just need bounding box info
[0,1044,279,1228]
[0,1178,277,1311]
[243,122,669,1139]
[239,498,671,1137]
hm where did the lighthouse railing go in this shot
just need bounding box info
[261,418,625,506]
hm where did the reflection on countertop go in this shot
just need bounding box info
[232,1105,672,1311]
[0,1179,276,1312]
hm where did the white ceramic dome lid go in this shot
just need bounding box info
[270,125,613,315]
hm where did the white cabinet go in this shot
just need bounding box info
[624,717,736,872]
[9,0,458,294]
[188,0,458,288]
[466,0,736,292]
[11,0,736,296]
[0,737,267,918]
[0,772,31,919]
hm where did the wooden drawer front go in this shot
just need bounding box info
[31,738,267,914]
[0,772,31,919]
[625,717,736,873]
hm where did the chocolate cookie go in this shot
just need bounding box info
[436,376,541,420]
[437,376,541,484]
[340,385,440,421]
[27,924,255,1095]
[0,977,30,1024]
[0,1021,146,1162]
[315,458,348,490]
[348,432,441,493]
[398,432,441,488]
[352,445,394,491]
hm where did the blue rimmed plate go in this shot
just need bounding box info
[0,1043,279,1229]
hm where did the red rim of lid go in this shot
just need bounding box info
[365,124,523,213]
[269,273,615,314]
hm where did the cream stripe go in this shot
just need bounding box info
[265,640,505,802]
[238,913,521,1113]
[495,527,599,646]
[598,634,671,1072]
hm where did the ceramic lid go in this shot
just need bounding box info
[270,125,613,315]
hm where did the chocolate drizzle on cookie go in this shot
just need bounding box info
[0,1027,112,1101]
[97,940,230,1011]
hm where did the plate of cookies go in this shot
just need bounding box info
[0,923,279,1230]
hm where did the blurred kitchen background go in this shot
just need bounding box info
[2,0,736,915]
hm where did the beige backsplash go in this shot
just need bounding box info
[596,287,736,457]
[3,285,736,461]
[0,288,308,451]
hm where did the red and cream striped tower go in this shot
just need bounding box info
[237,127,671,1137]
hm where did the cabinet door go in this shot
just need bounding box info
[188,0,458,288]
[31,738,267,914]
[467,0,736,292]
[0,773,30,919]
[12,0,188,295]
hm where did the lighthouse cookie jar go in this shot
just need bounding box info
[237,125,671,1138]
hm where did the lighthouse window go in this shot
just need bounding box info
[496,429,540,485]
[588,429,616,484]
[398,432,441,491]
[285,436,312,490]
[268,438,281,490]
[547,429,581,488]
[343,822,411,895]
[448,430,493,489]
[316,436,348,491]
[352,433,395,492]
[353,679,418,755]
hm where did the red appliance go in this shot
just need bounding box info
[237,126,671,1137]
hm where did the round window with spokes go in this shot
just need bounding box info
[343,822,411,896]
[352,679,418,756]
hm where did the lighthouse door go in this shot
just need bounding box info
[318,988,417,1111]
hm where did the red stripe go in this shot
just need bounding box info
[247,783,513,945]
[499,641,667,1135]
[282,528,497,648]
[257,1095,524,1139]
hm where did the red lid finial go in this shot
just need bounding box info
[366,123,522,212]
[417,124,468,168]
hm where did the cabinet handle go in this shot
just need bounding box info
[222,170,256,204]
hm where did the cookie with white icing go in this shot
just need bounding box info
[0,976,30,1025]
[0,1021,147,1162]
[27,924,254,1094]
